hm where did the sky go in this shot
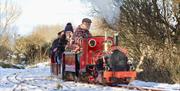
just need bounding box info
[14,0,91,35]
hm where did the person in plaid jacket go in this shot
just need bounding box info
[72,18,92,52]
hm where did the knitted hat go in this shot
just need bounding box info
[64,22,73,32]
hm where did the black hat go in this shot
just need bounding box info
[64,22,73,32]
[82,18,92,23]
[67,22,72,26]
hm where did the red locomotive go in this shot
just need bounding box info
[60,33,136,84]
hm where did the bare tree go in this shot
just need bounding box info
[118,0,179,83]
[86,0,180,83]
[0,0,21,38]
[0,0,21,62]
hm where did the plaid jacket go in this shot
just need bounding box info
[73,26,92,45]
[71,26,92,52]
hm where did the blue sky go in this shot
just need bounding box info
[15,0,91,35]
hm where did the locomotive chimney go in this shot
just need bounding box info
[114,32,119,46]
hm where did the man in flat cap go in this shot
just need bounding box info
[71,18,92,80]
[72,18,92,52]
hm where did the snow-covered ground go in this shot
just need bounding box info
[0,62,179,91]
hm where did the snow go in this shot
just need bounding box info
[130,80,180,91]
[0,62,179,91]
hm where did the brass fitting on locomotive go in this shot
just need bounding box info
[104,31,113,52]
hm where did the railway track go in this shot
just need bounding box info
[6,72,25,91]
[6,73,20,84]
[62,80,168,91]
[115,84,165,91]
[116,83,179,91]
[6,72,48,91]
[5,72,178,91]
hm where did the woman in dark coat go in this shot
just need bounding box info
[51,31,68,76]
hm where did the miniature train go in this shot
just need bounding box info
[51,33,136,85]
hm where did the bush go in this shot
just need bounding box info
[14,25,61,65]
[0,45,12,61]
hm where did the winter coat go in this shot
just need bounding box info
[73,25,92,45]
[71,26,92,52]
[51,37,68,56]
